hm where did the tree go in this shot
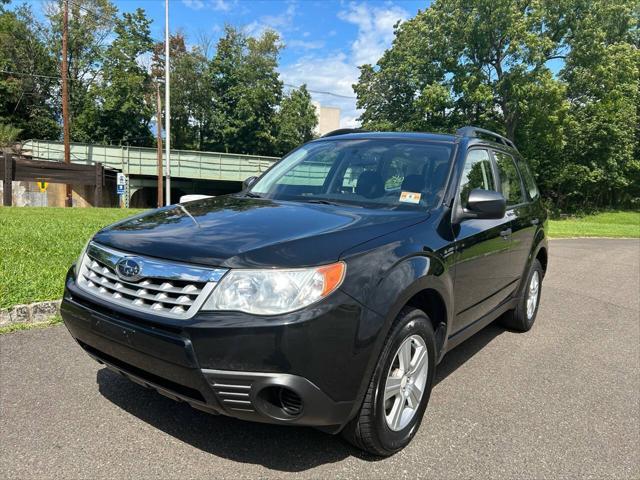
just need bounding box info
[210,26,283,155]
[353,0,639,211]
[0,4,60,140]
[354,0,569,137]
[79,9,154,146]
[559,0,639,209]
[153,33,213,150]
[45,0,117,142]
[0,123,21,148]
[274,85,317,155]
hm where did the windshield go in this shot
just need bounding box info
[250,139,453,209]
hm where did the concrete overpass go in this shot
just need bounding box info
[23,140,279,207]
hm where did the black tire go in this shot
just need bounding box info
[342,307,437,457]
[500,259,544,332]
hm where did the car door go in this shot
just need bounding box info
[452,148,514,333]
[492,150,532,285]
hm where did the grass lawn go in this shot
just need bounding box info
[548,211,640,238]
[0,207,144,309]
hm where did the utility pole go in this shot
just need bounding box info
[155,82,163,208]
[164,0,171,205]
[61,0,71,207]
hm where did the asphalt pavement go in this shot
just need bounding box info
[1,238,639,479]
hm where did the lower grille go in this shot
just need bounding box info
[209,380,255,412]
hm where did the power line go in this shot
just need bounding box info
[0,69,61,81]
[283,83,356,99]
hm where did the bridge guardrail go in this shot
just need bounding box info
[22,140,279,182]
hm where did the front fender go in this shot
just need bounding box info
[338,247,454,427]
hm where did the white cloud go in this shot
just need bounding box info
[212,0,234,12]
[337,2,408,65]
[244,2,297,38]
[287,39,325,50]
[280,53,362,128]
[182,0,235,12]
[280,2,408,127]
[182,0,205,10]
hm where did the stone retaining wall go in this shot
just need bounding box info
[0,300,61,327]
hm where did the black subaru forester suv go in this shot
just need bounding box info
[61,126,548,456]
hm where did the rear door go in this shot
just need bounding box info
[452,148,514,333]
[492,150,532,285]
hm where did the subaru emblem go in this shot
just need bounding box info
[116,257,143,282]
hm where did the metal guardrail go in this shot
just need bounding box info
[22,140,280,182]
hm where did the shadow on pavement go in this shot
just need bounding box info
[96,321,505,472]
[434,322,505,385]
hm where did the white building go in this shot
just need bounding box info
[312,101,341,136]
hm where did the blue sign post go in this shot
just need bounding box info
[116,173,127,207]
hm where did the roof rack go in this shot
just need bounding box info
[456,126,517,150]
[321,128,366,138]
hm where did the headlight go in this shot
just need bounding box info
[202,262,346,315]
[74,238,92,277]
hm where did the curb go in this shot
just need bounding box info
[0,300,62,327]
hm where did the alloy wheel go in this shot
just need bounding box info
[383,334,429,431]
[526,270,540,320]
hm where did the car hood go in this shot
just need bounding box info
[93,196,429,268]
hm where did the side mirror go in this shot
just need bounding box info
[243,176,258,190]
[464,188,506,219]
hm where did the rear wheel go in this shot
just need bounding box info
[342,307,436,456]
[500,258,543,332]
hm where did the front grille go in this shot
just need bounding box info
[77,242,227,319]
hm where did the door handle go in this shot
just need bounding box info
[531,218,540,225]
[500,228,512,239]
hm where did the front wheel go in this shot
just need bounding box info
[342,307,436,456]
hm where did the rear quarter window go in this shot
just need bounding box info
[515,156,540,201]
[494,151,525,206]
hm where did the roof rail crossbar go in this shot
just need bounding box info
[321,128,366,138]
[456,126,517,150]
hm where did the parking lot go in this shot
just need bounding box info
[1,238,638,479]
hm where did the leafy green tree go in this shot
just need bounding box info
[354,0,639,211]
[0,4,60,140]
[45,0,117,142]
[0,123,21,147]
[79,9,154,146]
[274,85,317,155]
[354,0,568,137]
[210,26,283,155]
[153,34,213,150]
[559,0,639,209]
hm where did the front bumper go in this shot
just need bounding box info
[61,268,377,430]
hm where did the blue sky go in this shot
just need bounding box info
[108,1,428,127]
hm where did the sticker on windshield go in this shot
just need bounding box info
[399,191,421,204]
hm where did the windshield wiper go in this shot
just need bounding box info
[243,192,262,198]
[304,199,362,208]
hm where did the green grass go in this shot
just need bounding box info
[549,211,640,238]
[0,315,62,335]
[0,207,145,309]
